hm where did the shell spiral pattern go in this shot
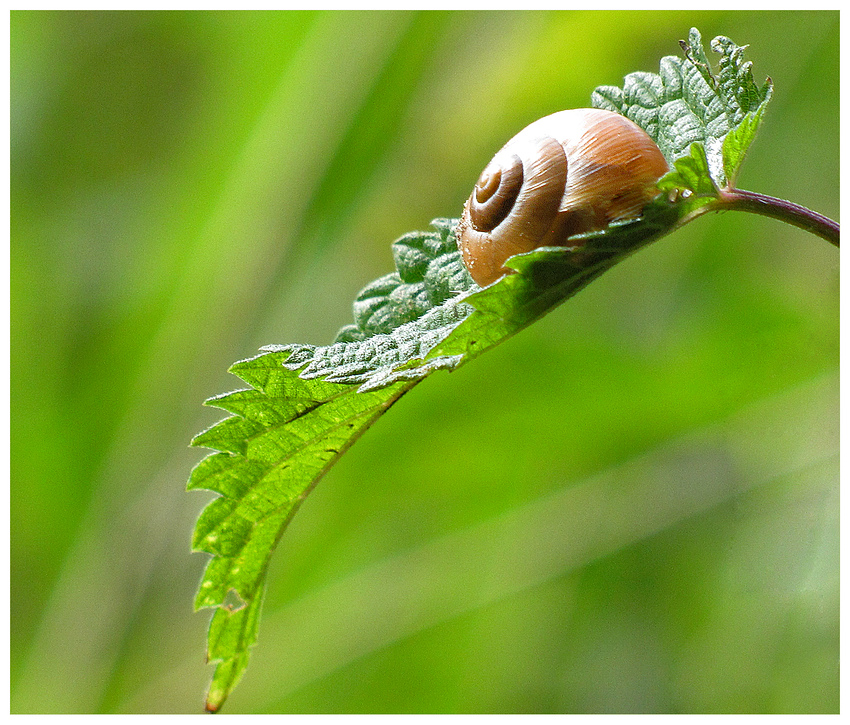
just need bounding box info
[457,108,670,286]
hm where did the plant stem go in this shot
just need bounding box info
[714,188,839,247]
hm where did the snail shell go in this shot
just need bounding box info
[457,108,669,286]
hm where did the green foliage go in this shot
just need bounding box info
[188,27,820,712]
[275,219,474,390]
[12,10,837,715]
[592,27,772,189]
[192,190,690,710]
[189,354,413,709]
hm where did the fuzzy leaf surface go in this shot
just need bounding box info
[592,26,772,188]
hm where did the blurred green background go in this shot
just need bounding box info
[11,10,838,714]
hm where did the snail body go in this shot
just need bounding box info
[457,108,669,286]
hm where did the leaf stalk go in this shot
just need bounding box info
[712,188,839,247]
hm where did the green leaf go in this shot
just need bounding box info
[273,218,476,391]
[188,201,681,710]
[189,28,775,711]
[189,352,413,710]
[655,142,720,220]
[203,592,261,712]
[592,26,772,188]
[721,101,770,187]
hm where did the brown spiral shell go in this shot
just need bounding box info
[457,108,669,287]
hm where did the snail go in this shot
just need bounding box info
[457,108,670,287]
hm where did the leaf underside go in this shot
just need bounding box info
[189,28,771,712]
